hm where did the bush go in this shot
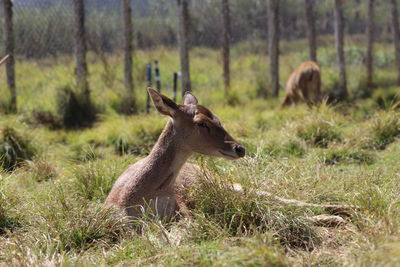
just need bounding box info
[263,139,305,158]
[189,171,320,250]
[320,147,375,165]
[364,112,400,150]
[28,190,132,252]
[0,127,36,171]
[25,158,57,182]
[56,86,98,129]
[108,125,163,156]
[372,88,400,110]
[295,118,341,148]
[0,177,20,234]
[73,158,129,201]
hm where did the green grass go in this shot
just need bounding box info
[0,40,400,265]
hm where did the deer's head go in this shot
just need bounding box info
[148,88,245,159]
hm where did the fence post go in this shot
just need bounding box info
[122,0,135,114]
[155,60,161,93]
[268,0,280,98]
[177,0,191,96]
[73,0,89,100]
[146,63,152,113]
[222,0,231,95]
[173,72,178,102]
[3,0,16,113]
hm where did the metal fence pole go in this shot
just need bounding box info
[146,63,152,113]
[173,72,178,103]
[155,60,161,93]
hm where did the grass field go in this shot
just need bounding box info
[0,39,400,266]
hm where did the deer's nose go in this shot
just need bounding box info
[233,145,245,157]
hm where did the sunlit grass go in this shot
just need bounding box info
[0,41,399,265]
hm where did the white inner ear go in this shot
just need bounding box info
[184,93,198,105]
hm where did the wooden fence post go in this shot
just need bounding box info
[177,0,191,96]
[222,0,231,95]
[3,0,16,112]
[333,0,348,99]
[366,0,375,89]
[73,0,89,99]
[122,0,135,114]
[268,0,280,98]
[305,0,317,62]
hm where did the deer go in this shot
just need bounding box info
[105,88,246,220]
[105,88,353,226]
[281,61,322,107]
[0,55,9,66]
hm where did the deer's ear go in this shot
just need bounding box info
[148,88,179,117]
[183,91,198,105]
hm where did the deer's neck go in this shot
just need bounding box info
[145,119,192,189]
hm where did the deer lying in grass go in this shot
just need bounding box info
[0,55,9,66]
[105,88,246,220]
[281,61,322,107]
[105,88,352,225]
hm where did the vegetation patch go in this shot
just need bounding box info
[190,171,320,250]
[72,158,129,201]
[56,86,98,129]
[364,111,400,150]
[107,124,163,156]
[319,147,375,165]
[24,158,57,182]
[0,126,36,171]
[263,139,306,158]
[26,193,132,252]
[295,118,342,148]
[0,178,20,234]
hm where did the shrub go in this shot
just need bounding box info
[28,190,132,252]
[364,112,400,150]
[108,125,163,156]
[56,86,98,129]
[0,177,20,234]
[32,110,62,129]
[263,139,305,158]
[372,88,400,110]
[72,158,129,201]
[0,127,36,171]
[189,171,320,250]
[70,144,104,162]
[295,118,341,148]
[320,147,375,165]
[25,158,57,182]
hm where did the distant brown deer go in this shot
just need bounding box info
[105,88,246,220]
[281,61,322,107]
[0,55,9,66]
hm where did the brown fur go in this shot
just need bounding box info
[281,61,322,107]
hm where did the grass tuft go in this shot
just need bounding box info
[26,190,132,252]
[72,158,130,201]
[190,169,320,250]
[295,117,341,148]
[24,157,57,182]
[56,86,98,129]
[319,147,375,165]
[0,126,36,171]
[364,111,400,150]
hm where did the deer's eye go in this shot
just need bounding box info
[195,122,210,131]
[195,122,207,128]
